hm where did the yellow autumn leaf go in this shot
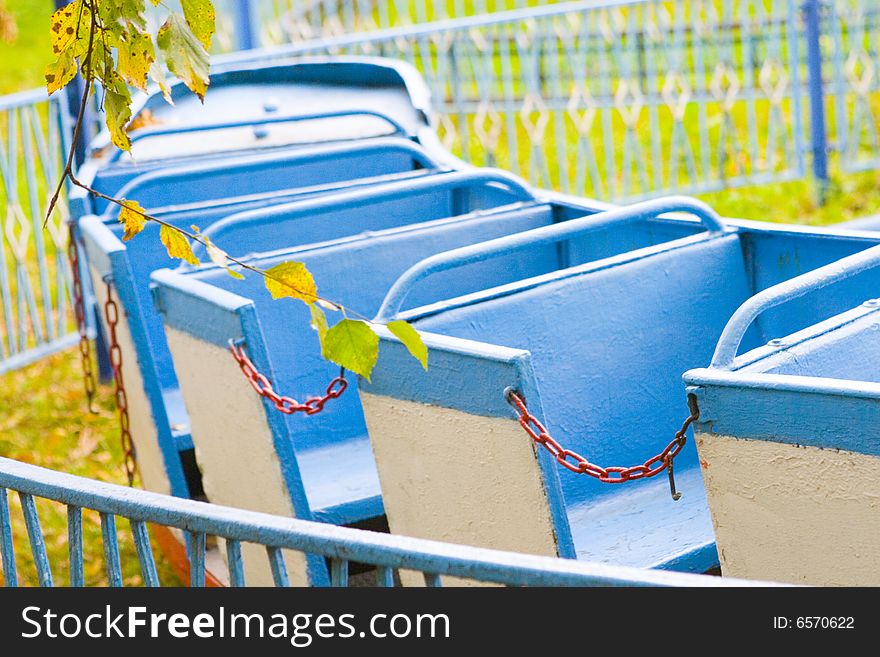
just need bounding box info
[159,224,199,265]
[49,1,82,58]
[181,0,216,50]
[264,261,318,304]
[206,239,244,279]
[118,199,147,241]
[117,30,155,91]
[45,50,77,95]
[156,13,210,101]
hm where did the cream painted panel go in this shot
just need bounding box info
[164,327,309,586]
[696,431,880,586]
[89,266,171,496]
[361,392,559,587]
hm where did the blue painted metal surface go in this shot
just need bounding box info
[0,456,773,586]
[0,89,79,375]
[78,147,462,500]
[363,208,880,572]
[803,0,829,193]
[150,171,552,531]
[685,233,880,452]
[71,57,436,219]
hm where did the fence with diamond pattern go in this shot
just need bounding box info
[2,0,880,374]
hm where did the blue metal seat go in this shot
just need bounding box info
[149,171,549,523]
[684,243,880,585]
[70,57,435,218]
[359,199,880,576]
[81,169,537,503]
[77,141,449,498]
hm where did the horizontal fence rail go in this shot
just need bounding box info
[213,0,565,52]
[0,89,77,375]
[0,457,775,587]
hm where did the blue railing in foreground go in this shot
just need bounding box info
[0,457,774,587]
[0,89,79,375]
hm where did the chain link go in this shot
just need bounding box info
[504,389,699,501]
[67,223,97,413]
[229,341,347,415]
[103,278,137,487]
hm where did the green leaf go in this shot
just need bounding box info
[45,50,78,95]
[116,0,148,30]
[387,320,428,370]
[309,304,329,343]
[116,29,155,91]
[118,199,147,241]
[148,59,173,103]
[159,224,199,265]
[322,319,379,380]
[181,0,216,50]
[156,13,210,101]
[264,261,318,304]
[102,72,133,151]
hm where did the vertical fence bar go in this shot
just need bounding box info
[0,488,18,586]
[330,558,349,587]
[233,0,259,51]
[100,512,123,587]
[67,505,84,587]
[266,547,290,587]
[226,539,246,587]
[19,493,53,587]
[376,565,395,587]
[423,572,443,587]
[130,520,160,587]
[189,531,206,587]
[803,0,830,202]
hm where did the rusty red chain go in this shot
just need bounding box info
[229,341,347,415]
[67,223,97,413]
[505,389,699,500]
[103,278,137,486]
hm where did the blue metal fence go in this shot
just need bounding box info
[0,89,77,375]
[1,0,879,370]
[220,0,812,201]
[0,456,770,587]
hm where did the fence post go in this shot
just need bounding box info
[803,0,830,203]
[233,0,259,51]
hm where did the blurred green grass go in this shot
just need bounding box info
[0,0,52,94]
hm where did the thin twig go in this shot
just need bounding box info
[46,0,96,227]
[47,0,378,327]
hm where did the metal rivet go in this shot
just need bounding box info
[263,97,280,113]
[253,126,269,140]
[767,338,786,346]
[863,299,880,308]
